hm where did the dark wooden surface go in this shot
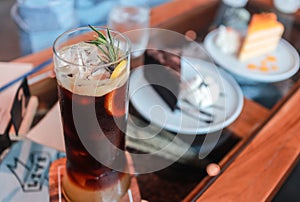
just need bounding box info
[197,86,300,202]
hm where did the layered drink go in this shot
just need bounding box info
[53,27,131,202]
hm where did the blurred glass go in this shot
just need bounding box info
[74,0,118,26]
[107,3,150,60]
[273,0,300,14]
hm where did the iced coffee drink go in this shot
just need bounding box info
[53,26,131,202]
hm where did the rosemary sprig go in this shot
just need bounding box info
[86,25,119,63]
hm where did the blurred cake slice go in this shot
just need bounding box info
[238,13,284,61]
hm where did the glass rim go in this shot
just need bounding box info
[53,26,131,68]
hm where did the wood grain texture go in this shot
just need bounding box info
[151,0,219,33]
[49,158,141,202]
[227,98,270,138]
[151,0,216,26]
[197,88,300,202]
[184,99,270,202]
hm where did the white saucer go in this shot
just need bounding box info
[129,57,244,135]
[204,29,299,83]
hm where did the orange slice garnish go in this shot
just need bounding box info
[105,60,127,117]
[104,83,127,117]
[111,60,127,79]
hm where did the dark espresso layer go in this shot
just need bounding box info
[58,83,128,190]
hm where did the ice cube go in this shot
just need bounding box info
[58,42,103,66]
[88,67,111,80]
[57,42,112,79]
[79,42,104,66]
[58,65,79,78]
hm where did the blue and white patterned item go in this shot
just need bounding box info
[11,0,78,55]
[0,139,65,202]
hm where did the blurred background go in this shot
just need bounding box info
[0,0,300,201]
[0,0,171,61]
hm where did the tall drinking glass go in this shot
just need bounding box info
[53,26,131,202]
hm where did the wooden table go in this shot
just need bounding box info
[10,0,300,201]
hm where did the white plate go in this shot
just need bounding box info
[204,29,300,83]
[129,57,244,134]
